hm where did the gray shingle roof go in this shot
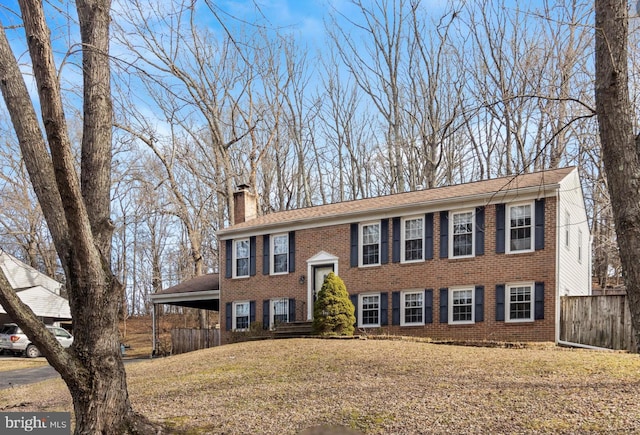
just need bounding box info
[219,167,575,237]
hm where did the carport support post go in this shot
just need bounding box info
[151,303,156,357]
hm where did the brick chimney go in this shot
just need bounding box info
[233,184,257,225]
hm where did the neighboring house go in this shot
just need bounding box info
[217,167,591,345]
[0,252,71,325]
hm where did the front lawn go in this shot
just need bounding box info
[1,339,639,434]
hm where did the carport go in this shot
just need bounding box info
[149,273,220,354]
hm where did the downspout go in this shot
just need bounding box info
[555,190,562,345]
[589,234,594,295]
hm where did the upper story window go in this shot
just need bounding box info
[506,283,533,322]
[234,239,250,277]
[233,301,250,330]
[565,211,571,249]
[359,293,380,327]
[401,290,424,326]
[578,229,583,263]
[271,233,289,274]
[507,202,533,253]
[360,222,380,266]
[450,210,474,258]
[449,287,474,324]
[402,216,424,262]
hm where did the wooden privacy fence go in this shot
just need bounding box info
[560,295,637,352]
[171,328,220,355]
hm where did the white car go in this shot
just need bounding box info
[0,323,73,358]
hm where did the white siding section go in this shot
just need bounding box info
[557,169,591,297]
[0,286,71,319]
[0,252,62,294]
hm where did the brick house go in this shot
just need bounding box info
[217,167,591,344]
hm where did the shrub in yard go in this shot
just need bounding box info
[312,272,356,336]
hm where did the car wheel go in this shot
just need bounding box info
[25,344,40,358]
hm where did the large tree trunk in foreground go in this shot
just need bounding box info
[0,1,159,432]
[594,0,640,351]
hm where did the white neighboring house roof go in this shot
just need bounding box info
[0,251,70,320]
[0,252,62,295]
[0,285,72,319]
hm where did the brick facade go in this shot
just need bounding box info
[221,198,558,344]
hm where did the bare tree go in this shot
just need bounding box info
[404,2,463,189]
[594,0,640,349]
[0,1,158,431]
[0,143,59,277]
[318,48,376,201]
[328,0,409,194]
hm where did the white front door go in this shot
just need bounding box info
[306,251,339,320]
[314,266,334,302]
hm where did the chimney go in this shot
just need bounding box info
[233,184,257,225]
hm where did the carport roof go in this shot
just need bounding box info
[149,273,219,311]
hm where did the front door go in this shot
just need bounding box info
[306,251,339,320]
[313,265,334,305]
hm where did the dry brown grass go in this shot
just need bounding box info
[0,357,48,372]
[1,338,639,434]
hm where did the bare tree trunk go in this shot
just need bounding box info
[0,1,159,432]
[594,0,640,350]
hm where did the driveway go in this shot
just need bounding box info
[0,364,59,389]
[0,355,145,390]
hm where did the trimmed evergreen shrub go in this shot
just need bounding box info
[312,272,356,336]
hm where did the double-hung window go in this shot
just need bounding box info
[449,287,474,324]
[506,283,533,322]
[233,301,250,330]
[234,239,250,277]
[450,211,474,258]
[271,298,289,327]
[401,291,424,326]
[402,217,423,262]
[271,233,289,274]
[359,293,380,327]
[360,222,380,266]
[507,203,533,253]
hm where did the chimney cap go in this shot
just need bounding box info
[236,183,251,191]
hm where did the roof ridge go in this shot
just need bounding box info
[219,166,575,235]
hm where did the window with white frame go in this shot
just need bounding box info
[451,210,474,257]
[401,291,424,325]
[233,301,250,330]
[506,283,533,322]
[578,229,583,263]
[360,222,380,266]
[449,288,474,324]
[402,217,424,262]
[359,293,380,327]
[271,233,289,274]
[234,239,250,277]
[271,298,289,327]
[507,203,533,253]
